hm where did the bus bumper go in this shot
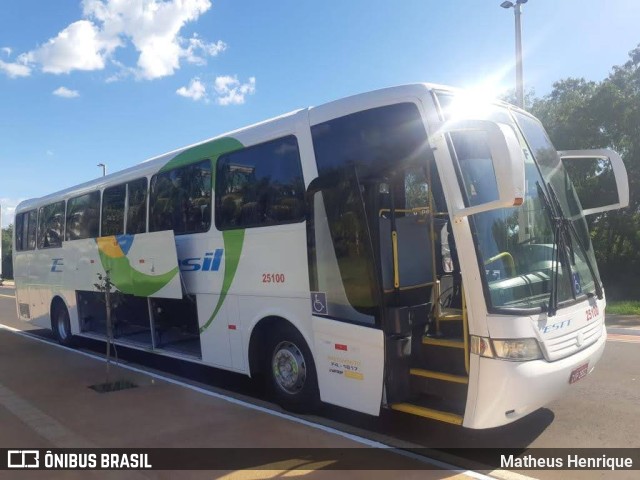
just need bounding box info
[464,325,606,429]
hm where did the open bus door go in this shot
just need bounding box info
[307,186,385,416]
[306,102,527,418]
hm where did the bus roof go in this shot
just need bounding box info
[15,82,518,213]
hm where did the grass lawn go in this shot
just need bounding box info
[606,300,640,316]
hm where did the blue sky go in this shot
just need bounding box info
[1,0,639,227]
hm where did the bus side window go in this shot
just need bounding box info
[27,210,37,250]
[102,184,126,237]
[215,135,305,230]
[149,160,212,235]
[14,211,36,251]
[15,213,24,251]
[37,201,65,249]
[66,191,100,240]
[126,178,147,234]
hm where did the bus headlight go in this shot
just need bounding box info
[491,338,542,361]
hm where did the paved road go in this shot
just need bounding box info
[1,285,638,479]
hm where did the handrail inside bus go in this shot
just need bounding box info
[484,251,516,278]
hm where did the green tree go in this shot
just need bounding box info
[500,87,537,111]
[1,224,13,279]
[530,45,640,299]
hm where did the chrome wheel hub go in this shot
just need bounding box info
[272,341,306,395]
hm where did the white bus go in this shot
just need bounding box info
[13,84,628,428]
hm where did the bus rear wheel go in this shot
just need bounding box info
[52,302,75,347]
[266,324,319,413]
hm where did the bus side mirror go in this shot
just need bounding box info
[439,120,526,219]
[559,149,629,216]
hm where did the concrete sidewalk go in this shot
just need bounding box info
[0,328,471,479]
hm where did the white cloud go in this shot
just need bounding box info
[0,47,31,77]
[82,0,217,79]
[214,75,256,106]
[27,20,112,74]
[104,59,134,83]
[0,59,31,78]
[53,86,80,98]
[176,77,206,101]
[183,34,226,65]
[176,75,257,105]
[6,0,222,80]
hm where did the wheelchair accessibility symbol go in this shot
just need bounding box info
[311,292,328,315]
[572,272,582,295]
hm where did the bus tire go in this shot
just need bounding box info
[52,301,75,347]
[265,324,320,413]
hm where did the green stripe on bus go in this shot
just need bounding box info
[97,251,179,297]
[160,136,243,174]
[160,136,246,334]
[200,229,245,333]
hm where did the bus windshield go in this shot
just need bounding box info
[439,95,599,313]
[513,111,601,301]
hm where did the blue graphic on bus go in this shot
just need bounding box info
[50,258,64,273]
[179,249,223,272]
[572,271,582,295]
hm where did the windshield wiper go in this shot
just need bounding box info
[536,181,564,316]
[535,181,603,317]
[546,182,604,301]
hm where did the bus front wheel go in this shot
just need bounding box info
[52,302,75,347]
[266,324,319,413]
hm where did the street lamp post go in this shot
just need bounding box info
[97,163,106,177]
[501,0,528,109]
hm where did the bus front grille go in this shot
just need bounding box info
[542,320,604,361]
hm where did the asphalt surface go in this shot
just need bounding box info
[0,283,483,480]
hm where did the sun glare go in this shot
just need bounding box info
[444,77,510,121]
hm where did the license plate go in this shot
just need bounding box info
[569,363,589,384]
